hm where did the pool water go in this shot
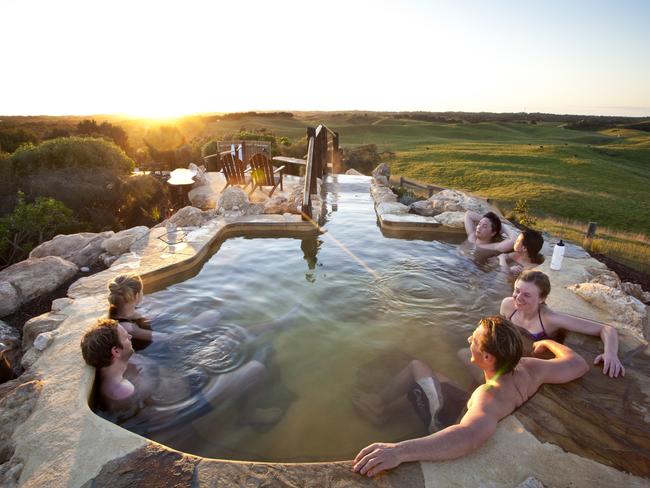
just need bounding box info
[136,175,511,462]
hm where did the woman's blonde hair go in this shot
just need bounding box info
[108,274,143,318]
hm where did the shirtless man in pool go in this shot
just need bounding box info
[464,210,517,253]
[80,318,281,426]
[353,316,588,478]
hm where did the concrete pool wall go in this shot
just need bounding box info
[1,174,648,487]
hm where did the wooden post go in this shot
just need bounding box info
[586,222,597,238]
[332,131,339,173]
[302,133,316,218]
[584,222,597,250]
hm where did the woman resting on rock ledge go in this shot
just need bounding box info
[108,274,169,348]
[459,270,624,380]
[498,228,545,276]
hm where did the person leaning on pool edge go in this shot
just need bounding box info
[464,210,517,253]
[353,315,589,478]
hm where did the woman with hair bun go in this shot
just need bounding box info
[108,274,168,347]
[498,228,545,276]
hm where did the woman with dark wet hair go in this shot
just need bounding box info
[498,228,545,275]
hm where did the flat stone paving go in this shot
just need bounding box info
[5,175,650,487]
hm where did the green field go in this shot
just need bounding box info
[4,112,648,268]
[191,113,650,237]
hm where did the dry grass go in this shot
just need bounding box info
[534,216,650,273]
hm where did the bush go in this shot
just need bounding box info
[118,175,172,228]
[10,136,134,178]
[201,139,221,157]
[0,128,38,154]
[513,199,537,227]
[341,144,382,175]
[0,192,75,267]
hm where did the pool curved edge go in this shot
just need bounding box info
[7,203,649,487]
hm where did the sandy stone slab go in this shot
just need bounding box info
[515,330,650,477]
[80,444,197,488]
[420,417,646,488]
[197,458,424,487]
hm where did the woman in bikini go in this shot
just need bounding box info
[498,228,545,276]
[108,274,169,348]
[459,270,624,381]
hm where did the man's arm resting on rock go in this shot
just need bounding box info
[399,406,497,462]
[354,390,498,476]
[529,339,589,384]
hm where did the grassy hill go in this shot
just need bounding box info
[3,111,649,240]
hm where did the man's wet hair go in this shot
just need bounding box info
[80,318,121,368]
[477,316,523,374]
[482,212,502,239]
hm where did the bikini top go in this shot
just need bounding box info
[508,308,549,341]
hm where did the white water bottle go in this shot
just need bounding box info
[550,240,565,270]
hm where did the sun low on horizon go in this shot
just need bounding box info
[1,0,649,117]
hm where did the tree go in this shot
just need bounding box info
[0,192,75,267]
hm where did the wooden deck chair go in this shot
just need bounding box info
[248,154,285,197]
[220,152,251,189]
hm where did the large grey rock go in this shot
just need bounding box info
[372,163,390,179]
[33,331,57,352]
[433,211,466,228]
[567,282,648,338]
[376,201,409,215]
[29,231,114,268]
[263,196,297,215]
[0,257,78,304]
[188,185,218,210]
[156,206,208,228]
[22,312,66,351]
[217,187,250,214]
[0,282,20,317]
[620,282,650,304]
[428,189,490,215]
[373,175,389,186]
[589,269,621,289]
[188,163,208,187]
[345,168,364,176]
[102,226,150,257]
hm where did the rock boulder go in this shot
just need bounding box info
[567,282,648,338]
[188,185,218,210]
[102,226,150,257]
[372,163,390,179]
[0,257,78,305]
[29,232,114,268]
[22,312,66,351]
[217,187,250,214]
[433,211,466,228]
[0,282,20,318]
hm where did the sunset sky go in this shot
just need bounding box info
[1,0,649,117]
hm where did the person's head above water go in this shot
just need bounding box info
[513,270,551,311]
[108,274,143,317]
[515,229,545,263]
[475,211,502,242]
[80,318,134,368]
[468,315,523,375]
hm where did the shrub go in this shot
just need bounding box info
[76,119,130,153]
[0,192,75,267]
[201,139,221,157]
[117,175,172,228]
[0,128,38,154]
[10,136,134,178]
[341,144,382,175]
[513,199,537,227]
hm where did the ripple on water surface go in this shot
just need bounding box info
[131,176,512,462]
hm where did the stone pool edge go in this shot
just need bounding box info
[8,176,649,488]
